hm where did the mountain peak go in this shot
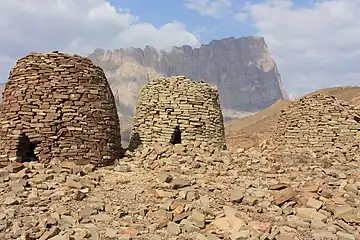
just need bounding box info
[90,36,287,114]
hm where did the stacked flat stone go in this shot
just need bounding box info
[0,51,122,167]
[274,94,359,155]
[129,76,226,149]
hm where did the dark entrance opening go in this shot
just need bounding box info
[170,126,181,144]
[355,115,360,123]
[16,133,38,162]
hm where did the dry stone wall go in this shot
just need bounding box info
[0,51,122,167]
[274,94,360,155]
[129,76,226,149]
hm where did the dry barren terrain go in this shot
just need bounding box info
[0,86,359,240]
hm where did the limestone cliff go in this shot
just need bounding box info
[89,36,288,124]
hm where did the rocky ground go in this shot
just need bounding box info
[0,142,360,240]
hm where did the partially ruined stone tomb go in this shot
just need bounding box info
[274,94,360,155]
[0,52,122,167]
[129,76,226,149]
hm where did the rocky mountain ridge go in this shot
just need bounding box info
[89,36,288,120]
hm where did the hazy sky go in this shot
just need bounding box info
[0,0,359,98]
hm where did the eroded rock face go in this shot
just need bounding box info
[89,36,288,118]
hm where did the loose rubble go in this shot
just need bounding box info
[1,142,360,239]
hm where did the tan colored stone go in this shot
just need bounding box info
[273,187,297,206]
[212,215,246,232]
[273,94,360,156]
[128,76,226,150]
[306,197,323,210]
[296,208,327,221]
[0,52,123,167]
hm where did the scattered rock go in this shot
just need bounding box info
[39,226,61,240]
[212,215,246,232]
[167,221,181,236]
[115,164,131,172]
[230,230,251,240]
[273,187,297,206]
[230,188,245,203]
[4,196,19,205]
[306,197,323,210]
[336,231,356,240]
[0,138,358,240]
[296,208,327,221]
[188,210,206,228]
[157,171,173,183]
[171,178,191,190]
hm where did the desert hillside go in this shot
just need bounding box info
[226,99,291,150]
[225,86,360,150]
[305,86,360,106]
